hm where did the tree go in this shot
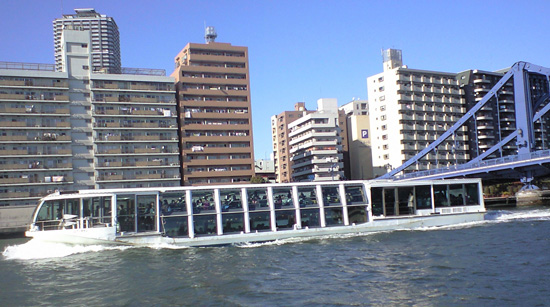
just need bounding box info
[250,175,266,184]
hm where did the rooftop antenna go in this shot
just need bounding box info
[205,26,217,43]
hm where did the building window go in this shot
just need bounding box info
[383,154,389,160]
[383,144,389,150]
[380,105,386,111]
[381,125,387,130]
[382,134,388,140]
[380,95,385,101]
[83,65,89,70]
[380,115,386,121]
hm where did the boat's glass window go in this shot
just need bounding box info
[65,199,80,218]
[300,208,320,228]
[344,185,367,204]
[272,187,293,209]
[275,209,296,230]
[384,188,396,216]
[89,197,112,225]
[449,184,465,206]
[159,191,187,215]
[137,195,156,232]
[321,186,341,206]
[348,206,368,224]
[220,188,243,212]
[191,190,215,214]
[297,186,318,208]
[415,185,432,209]
[162,216,188,237]
[222,212,244,234]
[117,194,135,232]
[36,200,61,221]
[325,207,344,226]
[397,187,414,215]
[434,185,450,207]
[371,187,384,216]
[465,183,479,205]
[246,188,268,210]
[193,214,217,236]
[249,211,271,231]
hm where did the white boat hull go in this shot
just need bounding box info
[26,211,485,247]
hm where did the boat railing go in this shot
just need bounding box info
[33,216,111,231]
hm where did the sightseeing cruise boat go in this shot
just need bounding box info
[25,178,486,246]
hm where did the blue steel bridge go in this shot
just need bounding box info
[380,62,550,190]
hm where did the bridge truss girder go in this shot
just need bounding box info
[380,62,550,182]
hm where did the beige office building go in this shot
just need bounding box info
[171,27,255,185]
[339,100,374,179]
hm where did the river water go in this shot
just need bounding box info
[1,207,550,306]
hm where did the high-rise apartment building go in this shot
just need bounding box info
[289,99,344,182]
[53,8,121,74]
[171,27,255,186]
[458,69,516,158]
[368,49,469,176]
[271,102,313,183]
[0,14,180,207]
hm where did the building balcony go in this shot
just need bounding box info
[0,107,70,115]
[95,149,179,156]
[1,163,72,171]
[179,76,248,86]
[184,158,253,167]
[473,78,491,84]
[0,79,69,88]
[179,65,248,75]
[0,149,72,156]
[180,88,248,97]
[183,123,251,131]
[184,135,251,142]
[93,122,177,129]
[93,97,176,104]
[96,174,181,182]
[180,99,249,108]
[184,169,252,178]
[477,124,494,130]
[92,83,173,92]
[184,111,249,119]
[189,53,247,64]
[94,109,172,117]
[0,175,73,185]
[0,93,69,102]
[478,134,496,140]
[182,146,251,155]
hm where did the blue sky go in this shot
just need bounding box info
[2,0,549,159]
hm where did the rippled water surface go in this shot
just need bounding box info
[2,208,550,306]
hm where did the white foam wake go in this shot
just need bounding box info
[2,240,130,260]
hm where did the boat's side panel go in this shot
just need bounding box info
[25,226,118,245]
[115,212,485,247]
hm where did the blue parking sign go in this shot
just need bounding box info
[361,129,368,138]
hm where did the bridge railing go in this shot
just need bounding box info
[394,149,550,180]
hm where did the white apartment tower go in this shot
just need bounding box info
[367,49,469,176]
[289,99,344,182]
[53,8,121,74]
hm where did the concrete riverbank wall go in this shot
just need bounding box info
[0,206,35,236]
